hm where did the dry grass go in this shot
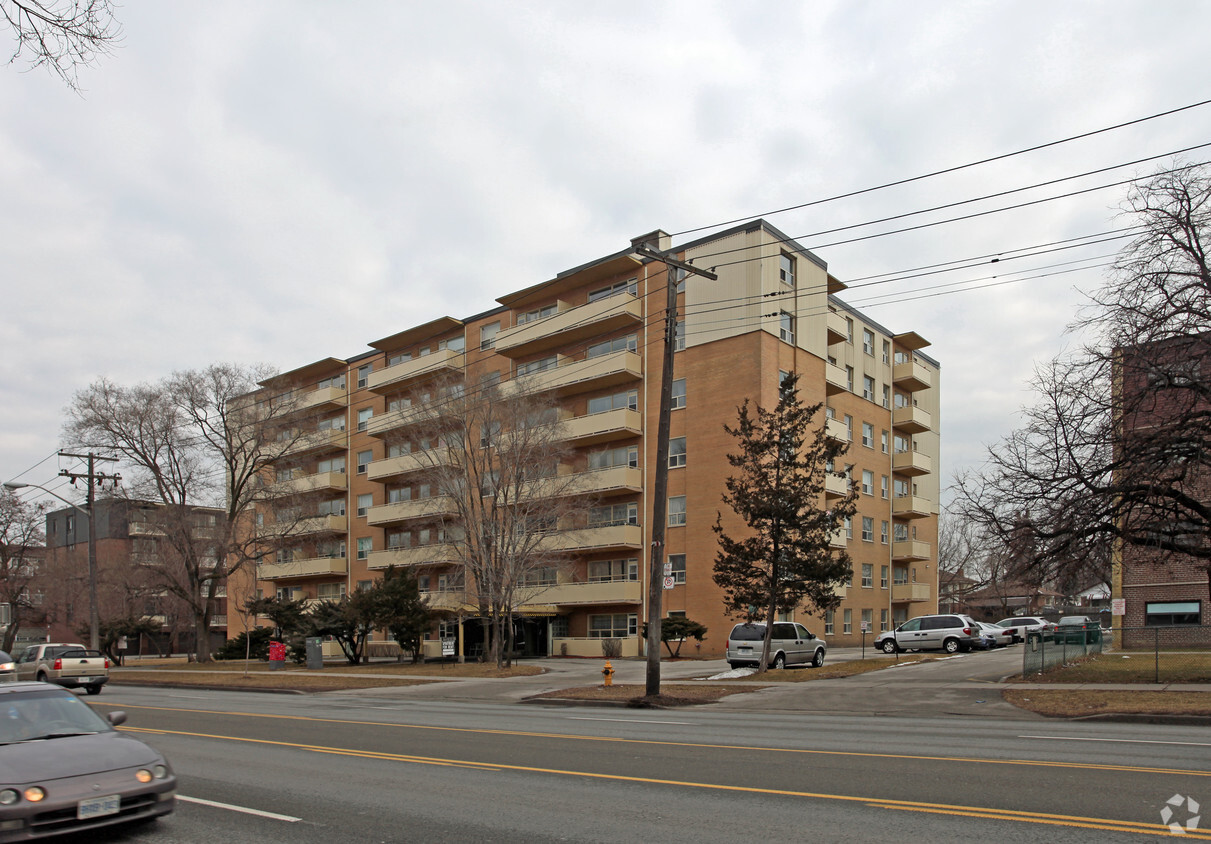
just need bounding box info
[529,683,759,706]
[109,671,439,692]
[1017,652,1211,684]
[116,659,545,679]
[1004,688,1211,718]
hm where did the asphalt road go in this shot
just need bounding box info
[64,677,1211,843]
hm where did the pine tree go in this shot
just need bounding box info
[712,372,856,672]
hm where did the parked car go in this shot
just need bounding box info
[873,614,980,654]
[0,681,175,839]
[726,622,826,669]
[15,644,109,695]
[1056,615,1102,644]
[0,653,15,684]
[975,621,1015,649]
[993,616,1054,643]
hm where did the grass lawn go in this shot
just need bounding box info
[1017,652,1211,683]
[1003,688,1211,718]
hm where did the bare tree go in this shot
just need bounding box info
[64,364,302,661]
[2,0,119,90]
[0,489,45,652]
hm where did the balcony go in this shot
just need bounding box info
[259,556,348,580]
[829,529,847,548]
[892,495,931,520]
[366,496,458,526]
[367,348,464,394]
[523,579,643,606]
[269,471,347,496]
[128,521,164,537]
[538,524,643,553]
[501,350,642,398]
[283,514,347,537]
[823,416,847,442]
[422,589,470,613]
[366,448,452,482]
[366,543,462,570]
[892,450,931,476]
[496,295,643,358]
[824,472,849,499]
[557,408,642,446]
[285,428,346,456]
[892,404,932,434]
[530,466,643,499]
[366,404,444,437]
[825,362,848,395]
[893,359,931,392]
[292,384,346,414]
[892,539,931,562]
[826,311,848,345]
[891,582,931,602]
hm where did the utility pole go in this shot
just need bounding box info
[632,241,716,697]
[59,451,120,651]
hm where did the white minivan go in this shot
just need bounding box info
[726,622,826,669]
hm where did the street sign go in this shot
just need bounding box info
[663,576,675,590]
[1112,598,1126,616]
[663,563,673,576]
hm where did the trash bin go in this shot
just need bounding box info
[305,637,324,670]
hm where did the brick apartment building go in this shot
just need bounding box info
[231,221,941,659]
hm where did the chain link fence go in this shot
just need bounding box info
[1022,624,1211,682]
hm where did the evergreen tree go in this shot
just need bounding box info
[375,566,432,663]
[712,372,856,672]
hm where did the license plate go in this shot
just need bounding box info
[738,647,752,655]
[76,677,99,683]
[77,794,120,820]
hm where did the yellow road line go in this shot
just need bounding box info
[103,701,1211,779]
[124,725,1208,839]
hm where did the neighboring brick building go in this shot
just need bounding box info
[231,221,941,658]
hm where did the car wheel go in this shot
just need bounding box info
[811,649,825,668]
[881,639,898,654]
[771,653,786,670]
[85,684,102,696]
[943,638,961,654]
[35,672,47,683]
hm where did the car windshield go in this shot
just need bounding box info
[0,689,113,743]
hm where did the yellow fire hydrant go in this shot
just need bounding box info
[601,660,615,687]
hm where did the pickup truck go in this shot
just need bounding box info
[15,643,110,695]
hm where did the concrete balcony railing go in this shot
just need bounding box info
[367,349,464,394]
[892,450,932,476]
[890,582,931,602]
[501,350,642,398]
[893,359,931,392]
[283,514,347,537]
[292,384,347,414]
[825,362,849,395]
[284,428,347,456]
[556,408,642,446]
[823,416,848,442]
[824,472,849,499]
[829,529,847,548]
[259,556,348,580]
[826,311,848,345]
[538,524,644,553]
[366,496,458,526]
[365,543,462,570]
[892,494,932,519]
[366,404,444,437]
[892,404,932,434]
[269,470,347,496]
[892,539,931,562]
[528,466,643,499]
[496,295,643,358]
[421,589,469,613]
[366,448,452,482]
[529,579,643,606]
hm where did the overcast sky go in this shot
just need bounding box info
[3,1,1210,508]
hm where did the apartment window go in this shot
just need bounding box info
[517,356,557,376]
[894,523,910,542]
[317,583,346,600]
[779,252,796,287]
[674,321,685,351]
[589,502,639,527]
[357,407,373,431]
[480,421,501,448]
[845,318,853,343]
[480,321,500,350]
[843,608,852,634]
[516,304,557,325]
[862,470,874,495]
[439,335,465,353]
[824,611,834,635]
[882,339,891,364]
[317,456,346,474]
[881,608,889,631]
[388,487,411,504]
[588,559,638,582]
[881,565,889,588]
[863,376,875,401]
[882,385,891,409]
[387,351,412,367]
[357,450,372,474]
[481,371,501,388]
[356,494,373,517]
[895,391,911,409]
[388,442,411,458]
[846,366,854,392]
[588,389,638,414]
[779,312,796,345]
[894,434,911,454]
[844,516,852,539]
[587,334,637,358]
[671,378,686,410]
[862,422,874,448]
[673,266,687,293]
[668,496,686,527]
[668,437,687,468]
[844,415,853,441]
[863,329,875,356]
[317,415,344,432]
[588,278,637,302]
[588,613,638,638]
[589,445,638,470]
[881,430,889,454]
[356,537,372,560]
[317,498,345,516]
[881,475,889,499]
[861,608,873,633]
[386,531,410,550]
[357,365,371,388]
[668,553,686,583]
[862,518,874,543]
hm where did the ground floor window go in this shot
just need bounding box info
[824,611,834,635]
[588,613,637,638]
[550,616,569,637]
[1145,601,1201,626]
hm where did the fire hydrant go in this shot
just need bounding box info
[601,660,615,687]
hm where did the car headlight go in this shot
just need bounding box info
[0,664,13,672]
[23,787,44,803]
[153,765,168,780]
[0,790,19,805]
[136,769,152,783]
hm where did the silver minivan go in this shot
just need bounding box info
[726,622,826,669]
[874,614,979,654]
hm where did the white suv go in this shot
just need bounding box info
[994,616,1054,643]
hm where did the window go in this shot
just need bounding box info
[668,496,686,526]
[357,407,373,431]
[668,553,686,584]
[881,565,889,588]
[317,583,345,600]
[588,390,638,414]
[588,613,637,638]
[894,523,909,542]
[779,252,795,287]
[861,608,873,633]
[480,321,500,350]
[317,415,344,432]
[357,450,373,474]
[843,608,852,634]
[388,487,411,504]
[589,445,638,469]
[862,422,874,448]
[844,516,852,539]
[481,371,501,388]
[439,335,465,353]
[844,366,854,392]
[357,494,373,517]
[674,321,685,351]
[882,385,891,409]
[880,609,889,631]
[673,266,687,293]
[881,520,889,545]
[671,378,686,410]
[386,530,410,549]
[588,559,638,582]
[356,537,372,560]
[863,376,875,401]
[845,318,853,343]
[893,566,908,585]
[863,329,874,356]
[1145,601,1201,626]
[388,351,412,367]
[317,499,345,516]
[517,356,557,375]
[881,475,889,499]
[668,437,686,468]
[824,611,834,635]
[357,365,371,388]
[881,430,889,453]
[861,563,873,587]
[516,304,557,325]
[587,335,637,358]
[779,312,795,345]
[480,421,501,448]
[589,502,638,527]
[862,470,874,495]
[844,415,853,441]
[882,339,891,364]
[588,278,637,302]
[862,518,874,542]
[317,456,345,474]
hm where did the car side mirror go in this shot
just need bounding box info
[107,711,127,727]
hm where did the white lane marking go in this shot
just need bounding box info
[1020,735,1211,747]
[566,717,692,725]
[177,795,301,822]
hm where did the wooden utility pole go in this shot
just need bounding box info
[59,451,120,651]
[632,243,716,697]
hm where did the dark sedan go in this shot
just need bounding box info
[0,682,175,840]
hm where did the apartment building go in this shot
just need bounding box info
[234,220,940,658]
